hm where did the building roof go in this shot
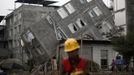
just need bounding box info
[59,39,112,46]
[15,0,58,6]
[0,16,4,23]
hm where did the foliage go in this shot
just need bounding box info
[111,32,134,63]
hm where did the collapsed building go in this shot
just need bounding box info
[20,0,118,67]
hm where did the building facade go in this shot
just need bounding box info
[20,0,118,65]
[114,0,134,35]
[0,17,11,60]
[5,5,55,60]
[113,0,127,35]
[48,0,116,40]
[59,40,117,69]
[125,0,134,34]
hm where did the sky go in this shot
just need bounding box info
[0,0,109,16]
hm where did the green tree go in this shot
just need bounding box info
[111,32,134,64]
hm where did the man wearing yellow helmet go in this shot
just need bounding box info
[60,38,99,75]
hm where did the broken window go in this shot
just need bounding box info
[87,0,92,2]
[93,6,102,16]
[22,30,35,43]
[68,23,79,33]
[57,8,68,19]
[76,18,87,28]
[57,27,67,40]
[65,3,75,14]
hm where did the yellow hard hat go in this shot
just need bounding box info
[64,38,80,52]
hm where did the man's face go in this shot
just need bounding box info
[67,49,79,59]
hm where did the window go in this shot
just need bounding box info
[88,10,96,18]
[17,26,19,33]
[14,27,17,34]
[76,18,87,28]
[46,16,53,25]
[93,6,102,16]
[57,27,67,40]
[65,3,75,14]
[14,15,17,22]
[101,50,108,69]
[87,0,92,2]
[23,30,35,42]
[13,29,15,35]
[11,29,13,37]
[57,8,68,19]
[19,25,21,33]
[68,23,79,33]
[9,29,12,37]
[18,13,22,20]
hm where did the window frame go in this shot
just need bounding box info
[93,6,102,16]
[88,10,96,18]
[57,27,68,40]
[68,23,79,33]
[57,8,68,19]
[76,18,87,28]
[65,3,75,14]
[46,16,53,25]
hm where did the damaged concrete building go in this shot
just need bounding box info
[49,0,116,40]
[0,16,12,61]
[5,5,55,60]
[20,0,118,69]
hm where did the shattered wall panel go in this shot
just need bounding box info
[21,18,59,64]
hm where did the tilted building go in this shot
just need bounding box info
[0,16,12,60]
[48,0,116,40]
[21,0,118,65]
[5,5,55,60]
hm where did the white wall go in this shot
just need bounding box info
[93,45,117,68]
[114,0,127,35]
[103,0,113,8]
[114,0,125,11]
[114,0,126,26]
[93,45,101,66]
[114,11,126,26]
